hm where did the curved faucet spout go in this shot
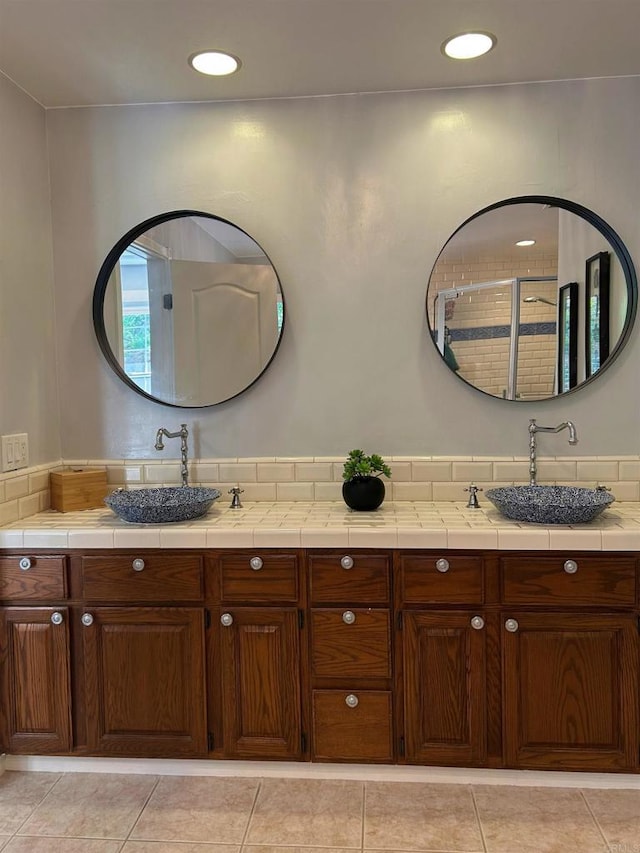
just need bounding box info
[528,418,578,486]
[154,424,189,486]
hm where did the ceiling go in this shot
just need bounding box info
[1,0,639,109]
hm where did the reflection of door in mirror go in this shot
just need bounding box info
[170,261,280,405]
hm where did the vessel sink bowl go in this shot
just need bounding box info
[105,486,221,524]
[485,485,614,525]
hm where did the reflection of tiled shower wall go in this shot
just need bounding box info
[430,252,558,398]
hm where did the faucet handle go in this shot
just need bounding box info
[228,486,244,509]
[464,483,483,508]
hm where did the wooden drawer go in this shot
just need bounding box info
[501,556,636,606]
[309,553,390,604]
[311,609,391,678]
[0,556,66,600]
[312,689,393,762]
[399,553,484,605]
[218,553,299,603]
[80,555,203,601]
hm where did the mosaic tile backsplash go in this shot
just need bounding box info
[1,455,639,525]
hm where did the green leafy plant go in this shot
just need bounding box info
[342,449,392,481]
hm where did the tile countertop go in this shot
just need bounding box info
[1,500,640,551]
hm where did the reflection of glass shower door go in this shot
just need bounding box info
[435,279,515,398]
[435,276,557,400]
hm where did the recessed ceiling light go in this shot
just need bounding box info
[441,32,496,60]
[515,239,536,247]
[189,50,241,76]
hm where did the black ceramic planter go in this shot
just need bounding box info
[342,476,386,511]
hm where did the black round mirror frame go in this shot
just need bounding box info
[426,195,638,401]
[93,209,286,409]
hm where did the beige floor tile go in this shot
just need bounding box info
[124,844,240,852]
[0,839,11,852]
[4,839,122,852]
[364,782,483,852]
[583,788,640,850]
[473,785,608,853]
[18,772,157,840]
[0,771,61,834]
[246,779,363,848]
[130,776,258,844]
[246,848,356,853]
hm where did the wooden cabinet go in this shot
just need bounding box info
[0,545,638,774]
[502,611,638,771]
[210,551,304,760]
[397,553,488,766]
[81,605,207,757]
[309,551,394,763]
[0,606,72,754]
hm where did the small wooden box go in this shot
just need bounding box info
[50,468,109,512]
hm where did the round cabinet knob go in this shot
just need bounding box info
[435,558,450,573]
[250,556,263,571]
[132,558,145,572]
[340,555,354,570]
[220,612,234,627]
[563,559,578,574]
[345,694,359,708]
[470,616,485,630]
[342,610,356,625]
[50,611,64,626]
[505,618,519,633]
[19,557,31,571]
[81,613,94,627]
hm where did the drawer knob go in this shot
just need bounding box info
[19,557,32,571]
[564,559,578,574]
[342,610,356,625]
[250,556,263,571]
[132,558,145,572]
[220,612,234,627]
[505,618,519,633]
[81,613,94,627]
[435,558,450,573]
[50,611,64,626]
[470,615,485,630]
[340,555,354,570]
[345,694,359,708]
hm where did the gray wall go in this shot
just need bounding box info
[45,77,640,460]
[0,74,60,465]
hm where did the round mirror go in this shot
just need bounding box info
[426,196,637,401]
[93,210,285,407]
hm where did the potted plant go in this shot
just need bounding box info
[342,449,392,511]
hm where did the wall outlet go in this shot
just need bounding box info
[1,433,29,472]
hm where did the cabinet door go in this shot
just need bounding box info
[0,607,71,753]
[82,607,207,757]
[403,611,486,766]
[503,612,638,771]
[219,607,302,759]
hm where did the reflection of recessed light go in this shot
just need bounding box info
[516,239,536,247]
[441,32,496,60]
[189,50,241,76]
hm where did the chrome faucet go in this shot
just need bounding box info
[155,423,189,486]
[528,418,578,486]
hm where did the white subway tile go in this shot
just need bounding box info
[5,476,29,501]
[392,482,433,501]
[452,462,493,482]
[242,483,277,501]
[619,461,640,481]
[257,463,295,482]
[412,462,452,482]
[219,463,257,483]
[576,461,619,481]
[314,482,343,501]
[18,493,40,519]
[295,462,333,482]
[276,483,315,502]
[0,501,19,525]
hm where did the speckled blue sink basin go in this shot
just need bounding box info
[485,485,615,525]
[105,486,221,523]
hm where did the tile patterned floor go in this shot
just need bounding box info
[0,771,639,853]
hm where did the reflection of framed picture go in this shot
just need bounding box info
[557,282,578,393]
[585,251,610,378]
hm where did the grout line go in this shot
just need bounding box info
[121,773,161,844]
[239,777,262,849]
[9,770,64,837]
[579,789,613,853]
[469,785,489,853]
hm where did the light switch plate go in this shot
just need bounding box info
[1,433,29,472]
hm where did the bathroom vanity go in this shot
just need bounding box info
[1,507,638,774]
